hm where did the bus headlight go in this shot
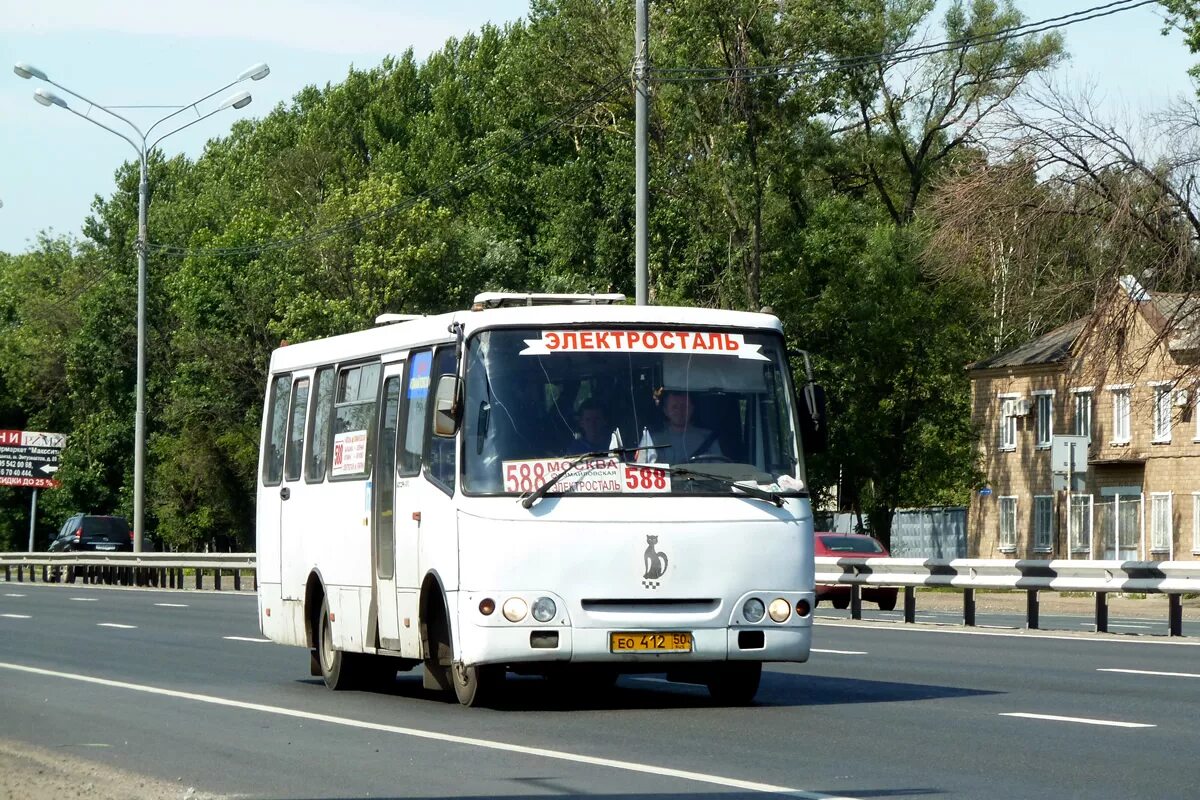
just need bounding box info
[742,597,765,623]
[768,598,791,623]
[502,597,528,622]
[531,596,556,623]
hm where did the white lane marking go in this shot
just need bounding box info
[97,623,136,629]
[4,593,26,598]
[815,620,1200,647]
[1099,668,1200,679]
[1,614,31,619]
[0,661,860,800]
[223,636,270,643]
[155,603,189,608]
[70,597,98,602]
[1109,623,1156,629]
[1000,712,1154,729]
[812,648,868,655]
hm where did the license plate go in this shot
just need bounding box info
[610,631,692,653]
[94,544,117,551]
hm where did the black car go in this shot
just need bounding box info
[49,513,133,553]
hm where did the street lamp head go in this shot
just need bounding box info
[220,90,252,110]
[33,87,67,108]
[238,63,270,82]
[13,62,48,81]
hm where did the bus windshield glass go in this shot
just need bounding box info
[462,326,804,497]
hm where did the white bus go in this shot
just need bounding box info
[256,293,824,706]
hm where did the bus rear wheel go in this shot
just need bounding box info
[317,596,367,690]
[452,663,503,707]
[706,662,762,705]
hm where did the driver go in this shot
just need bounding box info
[637,389,722,463]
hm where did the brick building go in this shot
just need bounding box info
[968,278,1200,561]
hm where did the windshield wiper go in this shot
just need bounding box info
[519,446,671,508]
[640,463,783,507]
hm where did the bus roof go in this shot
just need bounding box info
[268,302,784,373]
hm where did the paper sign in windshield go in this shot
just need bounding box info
[332,430,368,476]
[519,330,768,361]
[503,457,672,495]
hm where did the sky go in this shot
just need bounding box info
[1,0,1197,255]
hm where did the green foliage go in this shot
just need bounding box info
[1,0,1072,550]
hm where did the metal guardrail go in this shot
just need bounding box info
[816,556,1198,636]
[0,552,256,592]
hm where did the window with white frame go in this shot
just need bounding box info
[1195,392,1200,442]
[1152,384,1172,443]
[1073,390,1092,438]
[998,395,1018,451]
[1150,493,1172,553]
[999,496,1017,552]
[1111,387,1131,444]
[1034,392,1054,448]
[1070,494,1093,553]
[1193,494,1200,554]
[1033,495,1054,551]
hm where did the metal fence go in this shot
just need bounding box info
[889,507,967,558]
[816,556,1198,636]
[814,507,968,558]
[0,552,256,591]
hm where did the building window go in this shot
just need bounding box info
[1150,493,1172,553]
[999,395,1018,451]
[1033,495,1054,551]
[1070,494,1093,554]
[1111,388,1131,444]
[1152,384,1172,443]
[1034,392,1054,448]
[999,496,1017,552]
[1073,390,1092,438]
[1193,494,1200,554]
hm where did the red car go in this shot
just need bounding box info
[814,532,898,611]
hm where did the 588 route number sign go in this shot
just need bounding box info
[0,429,67,489]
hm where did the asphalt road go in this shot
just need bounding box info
[1,583,1198,800]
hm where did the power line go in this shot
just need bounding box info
[148,73,628,259]
[652,0,1156,82]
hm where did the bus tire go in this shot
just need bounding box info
[317,596,364,690]
[706,662,761,705]
[452,662,503,707]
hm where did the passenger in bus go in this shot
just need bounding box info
[573,398,617,453]
[637,389,722,463]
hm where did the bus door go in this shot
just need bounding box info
[373,363,405,647]
[384,350,435,656]
[278,372,312,600]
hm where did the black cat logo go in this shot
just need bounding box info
[642,535,668,588]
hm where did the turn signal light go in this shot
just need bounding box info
[479,598,496,616]
[795,599,812,617]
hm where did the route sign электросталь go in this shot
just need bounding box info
[0,429,67,489]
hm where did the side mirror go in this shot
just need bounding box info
[799,382,828,455]
[791,348,828,455]
[433,374,463,437]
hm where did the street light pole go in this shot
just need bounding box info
[16,62,267,551]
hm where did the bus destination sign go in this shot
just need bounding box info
[0,429,67,489]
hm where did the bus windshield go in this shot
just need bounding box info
[462,326,804,497]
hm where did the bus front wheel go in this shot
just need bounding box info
[706,662,762,705]
[452,662,503,707]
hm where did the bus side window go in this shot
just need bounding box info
[305,367,335,483]
[262,374,291,486]
[284,377,310,482]
[424,346,457,493]
[330,362,381,480]
[399,350,432,476]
